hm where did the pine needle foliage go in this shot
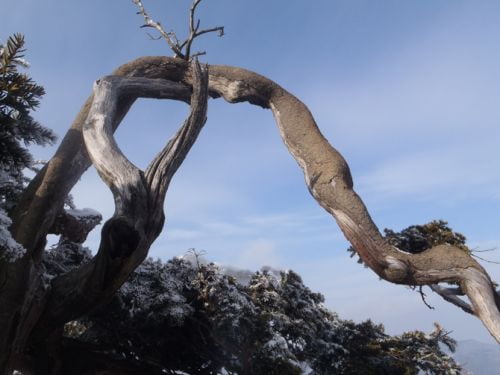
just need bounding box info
[0,33,56,210]
[47,249,460,375]
[348,220,470,263]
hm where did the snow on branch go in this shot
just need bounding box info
[0,208,25,262]
[51,208,102,244]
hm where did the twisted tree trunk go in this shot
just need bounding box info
[1,55,498,373]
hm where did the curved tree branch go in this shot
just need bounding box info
[3,56,499,368]
[0,67,195,370]
[461,268,500,341]
[30,60,208,343]
[269,88,500,340]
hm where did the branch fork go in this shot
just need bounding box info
[30,59,208,343]
[133,0,224,60]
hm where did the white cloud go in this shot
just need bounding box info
[357,140,500,200]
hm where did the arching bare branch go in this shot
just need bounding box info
[5,57,499,369]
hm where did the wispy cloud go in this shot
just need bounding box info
[357,139,500,200]
[150,209,346,266]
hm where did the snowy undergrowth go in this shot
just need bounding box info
[0,208,25,262]
[47,252,460,375]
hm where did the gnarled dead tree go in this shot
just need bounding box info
[1,55,498,373]
[0,59,208,373]
[1,3,499,372]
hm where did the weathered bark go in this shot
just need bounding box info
[0,59,207,373]
[1,54,499,372]
[32,62,209,343]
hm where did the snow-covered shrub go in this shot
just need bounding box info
[47,255,460,374]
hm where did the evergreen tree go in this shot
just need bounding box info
[0,33,56,211]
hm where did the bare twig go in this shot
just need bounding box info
[146,33,162,41]
[419,286,435,310]
[471,247,497,253]
[186,248,207,270]
[182,0,224,59]
[132,0,224,60]
[190,51,207,59]
[471,253,500,264]
[132,0,185,58]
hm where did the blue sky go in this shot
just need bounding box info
[2,0,500,344]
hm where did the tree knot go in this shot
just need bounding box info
[383,256,409,283]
